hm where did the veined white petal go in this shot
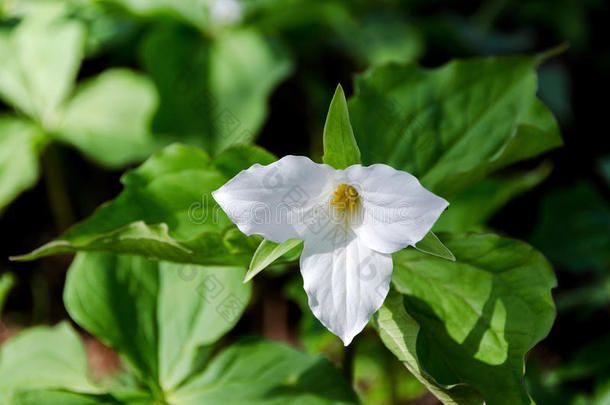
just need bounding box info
[300,228,393,345]
[212,155,337,243]
[345,164,449,254]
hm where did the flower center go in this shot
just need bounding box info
[331,184,360,212]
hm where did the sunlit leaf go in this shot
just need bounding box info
[0,322,99,403]
[13,144,275,265]
[348,55,562,197]
[64,252,251,392]
[323,84,360,169]
[378,232,556,405]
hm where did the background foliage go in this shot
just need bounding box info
[1,0,609,404]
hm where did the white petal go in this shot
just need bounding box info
[345,164,449,254]
[212,155,337,243]
[300,228,393,345]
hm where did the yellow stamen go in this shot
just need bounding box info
[331,184,360,212]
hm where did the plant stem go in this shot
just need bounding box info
[41,144,75,232]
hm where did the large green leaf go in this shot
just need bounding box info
[348,55,562,196]
[0,117,46,213]
[14,144,275,265]
[322,84,360,170]
[375,290,483,405]
[169,339,358,405]
[141,25,292,155]
[0,9,84,124]
[379,233,556,405]
[53,69,160,168]
[64,252,251,393]
[0,322,99,404]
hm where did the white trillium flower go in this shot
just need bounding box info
[213,156,448,345]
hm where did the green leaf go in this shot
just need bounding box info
[64,252,251,393]
[0,322,99,403]
[348,55,562,196]
[0,117,46,213]
[245,238,303,282]
[0,10,84,124]
[413,232,455,261]
[0,272,15,316]
[54,69,160,168]
[374,290,483,405]
[141,25,292,155]
[323,84,361,169]
[434,162,553,232]
[385,233,556,405]
[169,339,358,404]
[13,144,276,265]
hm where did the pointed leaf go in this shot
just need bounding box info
[323,84,361,169]
[413,232,455,261]
[245,238,303,282]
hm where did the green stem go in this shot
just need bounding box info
[41,144,75,232]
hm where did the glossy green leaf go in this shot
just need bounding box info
[0,322,99,403]
[13,144,275,265]
[0,117,46,213]
[54,69,160,168]
[64,252,251,392]
[374,290,483,405]
[141,25,292,155]
[348,55,562,196]
[169,339,358,405]
[434,162,552,232]
[413,232,455,261]
[245,238,303,282]
[0,10,84,124]
[383,233,556,405]
[323,84,361,169]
